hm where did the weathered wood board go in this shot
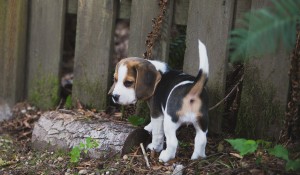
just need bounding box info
[128,0,173,62]
[236,0,290,140]
[26,0,66,109]
[0,0,28,107]
[173,0,189,25]
[183,0,235,134]
[72,0,117,109]
[67,0,78,14]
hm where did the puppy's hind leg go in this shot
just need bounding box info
[146,115,164,152]
[159,114,179,162]
[191,122,207,160]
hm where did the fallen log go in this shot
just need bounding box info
[32,111,140,158]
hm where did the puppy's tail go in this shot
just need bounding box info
[188,40,209,96]
[198,40,209,77]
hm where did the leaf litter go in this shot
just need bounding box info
[0,102,299,175]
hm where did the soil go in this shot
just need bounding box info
[0,102,299,175]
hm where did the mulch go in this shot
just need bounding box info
[0,102,298,175]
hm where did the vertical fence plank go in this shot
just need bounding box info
[27,0,66,109]
[183,0,235,134]
[236,0,290,140]
[128,0,173,62]
[174,0,189,25]
[72,0,117,109]
[0,0,28,106]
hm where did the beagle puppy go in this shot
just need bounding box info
[108,40,209,162]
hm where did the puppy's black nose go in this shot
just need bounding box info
[112,94,120,102]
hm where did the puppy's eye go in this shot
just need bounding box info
[124,80,133,87]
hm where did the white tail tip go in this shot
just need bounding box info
[198,40,209,77]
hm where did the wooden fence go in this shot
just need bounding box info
[0,0,290,139]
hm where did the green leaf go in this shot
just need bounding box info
[286,159,300,171]
[70,146,81,163]
[229,0,300,62]
[225,138,258,156]
[256,139,272,148]
[128,115,145,126]
[268,145,289,161]
[86,137,92,148]
[79,142,85,149]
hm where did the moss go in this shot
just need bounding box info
[135,101,150,124]
[72,79,107,110]
[28,75,59,110]
[236,67,284,140]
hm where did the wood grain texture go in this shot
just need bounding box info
[72,0,117,109]
[32,111,135,158]
[183,0,235,134]
[0,0,28,106]
[237,0,289,139]
[128,0,173,62]
[174,0,189,25]
[26,0,66,109]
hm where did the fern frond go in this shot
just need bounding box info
[229,0,300,62]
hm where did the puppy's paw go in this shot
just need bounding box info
[144,123,152,133]
[159,150,175,162]
[147,143,163,152]
[191,152,206,160]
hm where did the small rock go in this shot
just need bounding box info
[57,157,63,161]
[123,155,128,160]
[0,98,12,122]
[172,164,184,175]
[21,109,26,114]
[106,171,109,174]
[78,169,88,174]
[240,161,249,168]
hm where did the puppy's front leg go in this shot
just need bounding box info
[146,115,164,152]
[159,114,179,162]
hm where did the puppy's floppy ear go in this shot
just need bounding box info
[135,62,161,100]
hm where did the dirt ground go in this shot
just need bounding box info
[0,102,299,175]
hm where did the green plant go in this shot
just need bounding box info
[64,95,72,109]
[70,137,99,163]
[225,138,258,156]
[226,138,300,171]
[128,115,145,126]
[268,145,300,171]
[229,0,300,62]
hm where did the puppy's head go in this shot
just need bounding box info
[108,57,161,105]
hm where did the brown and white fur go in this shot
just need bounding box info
[108,40,209,162]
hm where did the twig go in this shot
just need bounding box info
[58,109,77,115]
[209,75,244,111]
[140,143,150,168]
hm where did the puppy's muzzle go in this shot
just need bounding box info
[112,94,120,103]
